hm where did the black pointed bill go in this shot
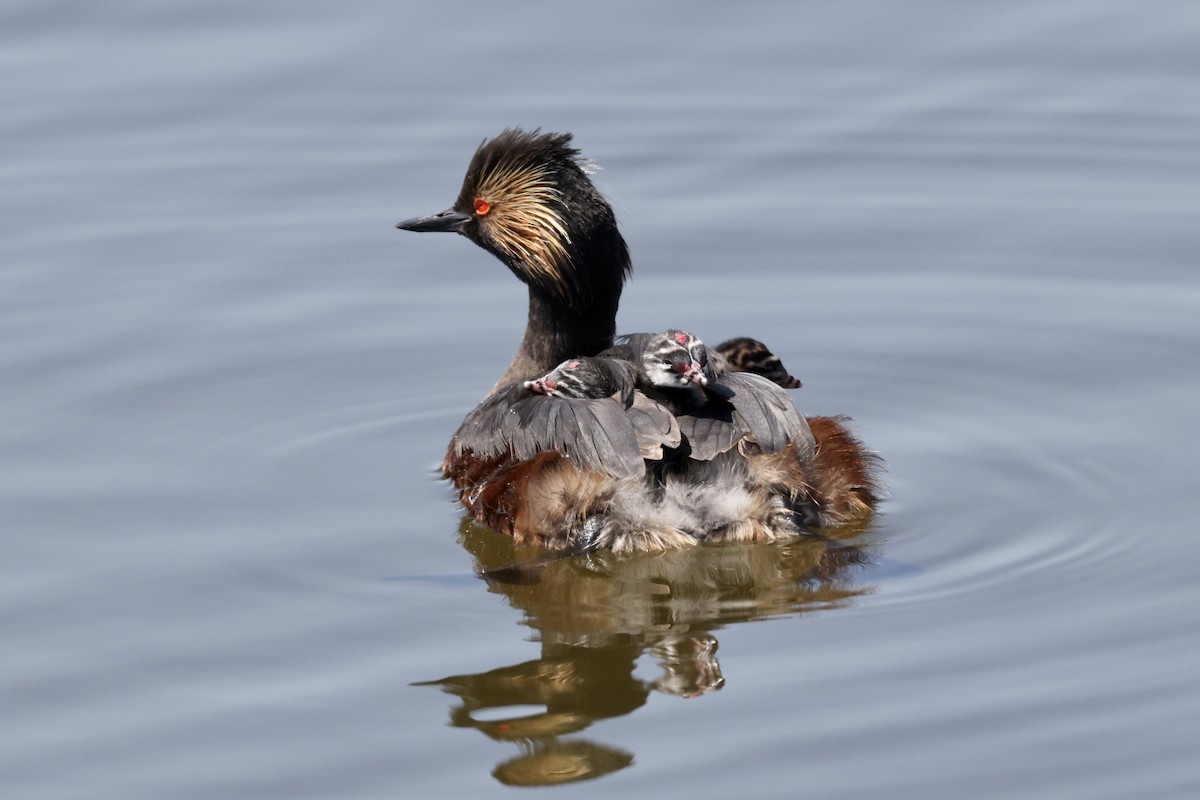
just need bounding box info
[395,208,471,233]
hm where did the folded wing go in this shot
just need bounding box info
[451,382,681,478]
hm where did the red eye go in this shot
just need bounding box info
[473,197,490,215]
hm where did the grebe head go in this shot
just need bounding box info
[641,330,712,389]
[396,129,631,312]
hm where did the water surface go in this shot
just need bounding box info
[2,2,1199,798]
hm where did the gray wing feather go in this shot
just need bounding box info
[717,371,814,455]
[668,371,812,460]
[453,381,664,478]
[626,392,682,460]
[452,384,524,457]
[676,406,742,460]
[503,395,644,477]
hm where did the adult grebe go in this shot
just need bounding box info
[397,129,881,552]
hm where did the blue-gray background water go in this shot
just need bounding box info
[3,2,1198,797]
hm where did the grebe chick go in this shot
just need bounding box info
[524,358,624,399]
[714,337,802,389]
[634,329,714,389]
[395,128,882,551]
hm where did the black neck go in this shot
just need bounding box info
[492,284,620,392]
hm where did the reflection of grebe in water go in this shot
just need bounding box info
[416,519,876,786]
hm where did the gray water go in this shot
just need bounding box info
[3,1,1199,797]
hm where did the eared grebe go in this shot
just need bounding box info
[396,129,881,552]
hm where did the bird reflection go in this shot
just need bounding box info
[416,517,877,786]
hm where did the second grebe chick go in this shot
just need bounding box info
[714,337,802,389]
[637,329,713,389]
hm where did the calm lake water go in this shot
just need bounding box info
[3,1,1199,797]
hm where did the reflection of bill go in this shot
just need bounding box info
[415,517,878,786]
[415,643,642,786]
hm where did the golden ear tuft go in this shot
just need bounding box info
[476,162,572,294]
